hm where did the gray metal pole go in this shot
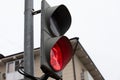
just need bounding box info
[24,0,34,80]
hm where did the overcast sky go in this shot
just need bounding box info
[0,0,120,80]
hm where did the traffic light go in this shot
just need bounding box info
[40,0,74,79]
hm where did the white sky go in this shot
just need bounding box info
[0,0,120,80]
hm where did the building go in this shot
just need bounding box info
[0,41,104,80]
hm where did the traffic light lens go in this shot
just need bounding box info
[50,43,62,71]
[50,36,73,71]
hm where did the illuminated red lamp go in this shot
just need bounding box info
[50,36,73,71]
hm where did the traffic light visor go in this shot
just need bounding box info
[50,36,73,71]
[46,5,71,36]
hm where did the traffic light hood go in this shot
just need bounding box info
[45,5,72,36]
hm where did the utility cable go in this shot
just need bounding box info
[17,60,49,80]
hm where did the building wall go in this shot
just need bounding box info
[0,62,6,80]
[63,60,74,80]
[74,55,84,80]
[63,55,94,80]
[34,53,43,77]
[0,62,6,73]
[0,53,94,80]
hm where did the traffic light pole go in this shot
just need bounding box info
[24,0,34,80]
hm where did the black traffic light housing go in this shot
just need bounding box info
[41,0,73,79]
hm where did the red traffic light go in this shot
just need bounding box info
[41,0,73,79]
[50,36,73,71]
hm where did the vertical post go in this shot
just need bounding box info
[24,0,34,80]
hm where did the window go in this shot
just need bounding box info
[6,59,24,80]
[7,62,14,73]
[15,59,24,71]
[15,60,19,71]
[19,59,24,67]
[7,59,23,73]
